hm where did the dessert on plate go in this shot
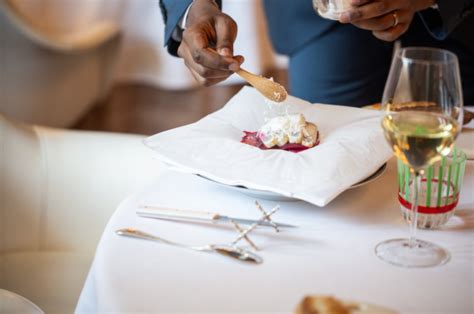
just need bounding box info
[241,113,320,153]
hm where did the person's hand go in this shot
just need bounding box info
[339,0,435,41]
[178,0,244,86]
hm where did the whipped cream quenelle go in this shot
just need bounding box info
[259,114,319,148]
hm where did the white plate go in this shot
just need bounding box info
[0,289,44,314]
[200,163,387,202]
[145,87,392,207]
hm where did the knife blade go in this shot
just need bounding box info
[137,205,297,228]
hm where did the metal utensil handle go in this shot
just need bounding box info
[116,228,199,249]
[116,228,263,264]
[138,205,220,221]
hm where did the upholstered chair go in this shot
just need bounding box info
[0,114,162,313]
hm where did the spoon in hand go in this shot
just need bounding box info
[116,228,263,264]
[209,48,287,103]
[235,68,288,103]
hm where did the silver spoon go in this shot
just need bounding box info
[115,228,263,264]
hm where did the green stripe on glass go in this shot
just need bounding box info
[426,165,433,207]
[445,149,456,206]
[397,159,402,191]
[404,162,410,200]
[459,153,466,200]
[454,149,461,197]
[436,156,446,207]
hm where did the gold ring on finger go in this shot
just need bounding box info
[392,11,399,27]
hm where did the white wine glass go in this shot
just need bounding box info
[375,47,463,268]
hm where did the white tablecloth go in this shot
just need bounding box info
[76,156,474,314]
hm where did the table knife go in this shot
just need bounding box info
[137,205,297,228]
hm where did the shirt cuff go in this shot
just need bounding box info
[171,3,193,42]
[418,6,445,40]
[419,0,474,40]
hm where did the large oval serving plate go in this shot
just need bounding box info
[199,163,387,202]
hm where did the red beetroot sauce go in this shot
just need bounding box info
[241,131,319,153]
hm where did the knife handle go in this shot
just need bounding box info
[137,205,220,221]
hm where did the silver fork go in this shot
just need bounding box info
[115,228,263,264]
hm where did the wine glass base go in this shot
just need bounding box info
[375,238,450,268]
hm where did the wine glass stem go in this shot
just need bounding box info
[409,171,422,247]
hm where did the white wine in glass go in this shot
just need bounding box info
[376,47,463,268]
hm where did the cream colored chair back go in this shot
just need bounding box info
[0,113,162,252]
[0,114,162,313]
[0,114,44,253]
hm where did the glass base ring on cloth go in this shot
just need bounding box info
[375,238,450,268]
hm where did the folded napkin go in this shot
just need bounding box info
[145,86,392,206]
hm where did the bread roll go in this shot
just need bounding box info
[295,295,349,314]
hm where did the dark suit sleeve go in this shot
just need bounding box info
[418,0,474,40]
[159,0,223,56]
[159,0,193,56]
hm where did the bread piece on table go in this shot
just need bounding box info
[295,295,349,314]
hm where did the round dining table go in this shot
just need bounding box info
[76,155,473,313]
